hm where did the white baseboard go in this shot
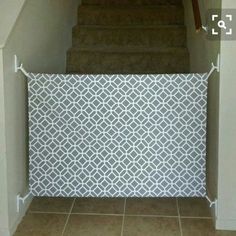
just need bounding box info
[206,190,218,228]
[0,229,10,236]
[210,201,217,226]
[10,194,33,236]
[216,218,236,231]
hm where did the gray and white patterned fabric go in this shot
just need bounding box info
[28,74,208,197]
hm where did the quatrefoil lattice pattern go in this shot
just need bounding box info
[28,74,208,197]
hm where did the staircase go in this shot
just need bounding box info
[67,0,189,74]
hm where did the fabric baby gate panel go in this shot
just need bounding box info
[28,74,208,197]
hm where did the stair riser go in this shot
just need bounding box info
[67,51,189,74]
[72,27,186,48]
[82,0,182,5]
[77,7,184,25]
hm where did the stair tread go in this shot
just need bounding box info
[82,0,182,5]
[67,51,189,73]
[69,46,188,53]
[73,25,186,29]
[77,5,184,26]
[72,25,186,49]
[79,5,183,8]
[67,0,189,74]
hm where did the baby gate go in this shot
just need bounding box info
[27,73,208,197]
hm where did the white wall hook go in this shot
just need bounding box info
[16,191,32,212]
[207,53,220,79]
[14,55,30,77]
[202,25,208,32]
[206,195,217,209]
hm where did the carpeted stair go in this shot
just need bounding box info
[67,0,189,74]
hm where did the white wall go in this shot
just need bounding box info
[0,0,26,48]
[216,0,236,229]
[0,0,80,235]
[0,49,9,236]
[184,0,236,230]
[183,0,221,220]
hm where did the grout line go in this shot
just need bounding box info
[180,216,212,219]
[28,211,70,215]
[27,211,179,218]
[125,214,179,218]
[27,211,211,219]
[61,198,76,236]
[120,198,127,236]
[27,211,212,220]
[176,198,183,236]
[71,212,124,216]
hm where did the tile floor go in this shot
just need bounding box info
[14,197,236,236]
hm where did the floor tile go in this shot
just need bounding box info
[72,197,125,214]
[125,198,178,216]
[123,216,181,236]
[13,213,67,236]
[216,231,236,236]
[178,197,211,217]
[28,197,74,213]
[63,215,123,236]
[181,218,236,236]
